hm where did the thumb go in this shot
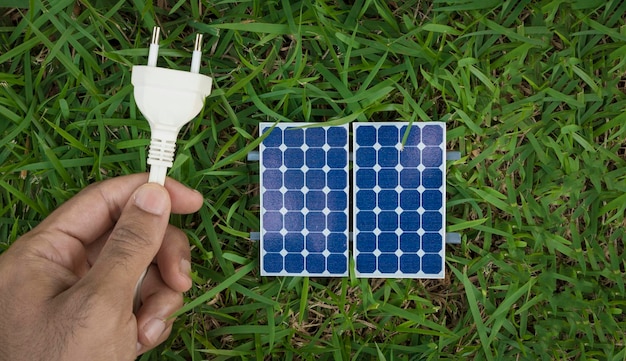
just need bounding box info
[86,183,171,294]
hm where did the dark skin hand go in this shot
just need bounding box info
[0,174,203,361]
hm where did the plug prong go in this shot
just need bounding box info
[152,26,161,45]
[147,26,160,67]
[190,33,202,73]
[194,33,202,51]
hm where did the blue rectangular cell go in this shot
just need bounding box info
[353,122,446,279]
[260,123,349,277]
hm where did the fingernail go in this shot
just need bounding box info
[179,259,193,291]
[134,184,169,216]
[180,259,191,277]
[143,318,166,345]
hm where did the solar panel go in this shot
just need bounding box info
[259,123,349,276]
[353,122,446,278]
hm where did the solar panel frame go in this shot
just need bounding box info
[259,123,350,277]
[352,122,446,279]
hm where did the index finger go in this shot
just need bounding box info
[39,174,203,245]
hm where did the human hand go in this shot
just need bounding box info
[0,174,203,361]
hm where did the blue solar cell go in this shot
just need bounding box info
[378,125,398,146]
[284,213,304,231]
[378,211,398,231]
[421,254,442,274]
[285,233,304,252]
[327,254,348,273]
[378,147,398,167]
[285,254,304,273]
[399,212,420,231]
[400,233,420,252]
[327,169,347,189]
[306,233,326,252]
[399,190,420,210]
[399,169,420,188]
[283,169,303,189]
[354,122,445,279]
[263,212,282,231]
[264,253,283,273]
[356,254,376,273]
[264,233,283,252]
[422,169,442,188]
[355,125,376,146]
[356,147,376,167]
[327,191,347,211]
[306,254,325,273]
[422,212,442,231]
[378,232,398,252]
[263,169,282,189]
[263,191,282,210]
[378,254,398,273]
[305,127,325,147]
[306,148,325,168]
[356,211,376,231]
[356,233,376,252]
[327,212,347,232]
[378,169,398,189]
[422,190,442,210]
[422,124,443,145]
[327,148,347,168]
[263,127,282,147]
[422,147,442,167]
[355,169,376,188]
[284,191,304,210]
[284,128,304,147]
[378,147,400,168]
[422,233,442,252]
[399,147,420,167]
[263,148,282,168]
[327,126,347,146]
[356,190,376,210]
[400,254,420,273]
[284,148,304,168]
[306,170,326,189]
[305,212,326,232]
[327,233,347,253]
[400,125,420,145]
[378,190,398,210]
[306,191,325,210]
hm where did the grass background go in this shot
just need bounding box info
[1,0,626,359]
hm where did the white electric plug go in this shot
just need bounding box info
[132,27,213,185]
[130,27,212,312]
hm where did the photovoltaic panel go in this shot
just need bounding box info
[353,122,446,278]
[260,123,349,276]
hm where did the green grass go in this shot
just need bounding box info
[1,0,626,359]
